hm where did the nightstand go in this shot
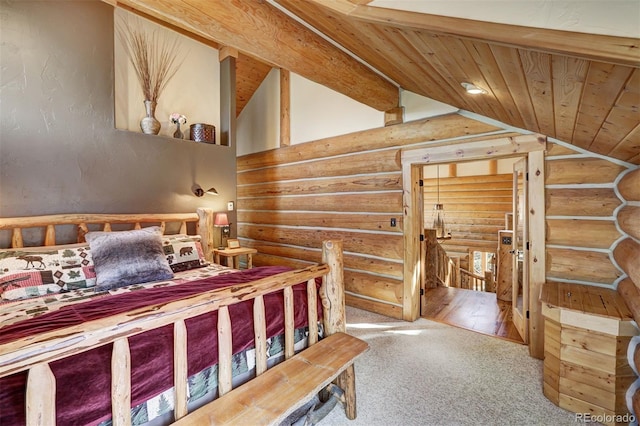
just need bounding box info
[213,247,258,269]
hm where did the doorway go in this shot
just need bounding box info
[420,158,525,343]
[400,134,546,358]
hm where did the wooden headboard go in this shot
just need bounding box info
[0,208,216,261]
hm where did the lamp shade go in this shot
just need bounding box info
[214,213,229,227]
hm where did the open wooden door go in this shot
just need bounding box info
[512,158,529,343]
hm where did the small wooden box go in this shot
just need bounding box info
[541,281,638,425]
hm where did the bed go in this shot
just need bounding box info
[0,208,356,425]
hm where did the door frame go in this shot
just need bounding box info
[401,134,546,359]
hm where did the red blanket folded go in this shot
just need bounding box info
[0,266,321,425]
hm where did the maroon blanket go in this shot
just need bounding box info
[0,266,321,425]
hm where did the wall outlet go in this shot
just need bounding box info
[227,201,234,211]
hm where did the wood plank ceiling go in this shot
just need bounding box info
[112,0,640,165]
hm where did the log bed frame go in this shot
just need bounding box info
[0,209,368,425]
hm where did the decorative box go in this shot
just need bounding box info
[190,123,215,143]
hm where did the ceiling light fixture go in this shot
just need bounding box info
[432,165,451,240]
[461,82,487,95]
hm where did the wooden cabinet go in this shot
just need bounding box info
[541,281,638,425]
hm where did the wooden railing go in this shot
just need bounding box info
[423,229,459,288]
[460,268,494,292]
[423,229,495,292]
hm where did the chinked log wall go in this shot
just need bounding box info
[613,168,640,416]
[237,114,505,318]
[237,112,635,319]
[544,143,629,287]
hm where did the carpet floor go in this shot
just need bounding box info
[319,306,581,426]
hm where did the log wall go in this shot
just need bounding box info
[237,113,636,318]
[423,173,513,271]
[545,142,629,287]
[611,168,640,420]
[237,114,505,318]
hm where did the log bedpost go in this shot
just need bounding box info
[197,208,215,262]
[44,225,56,246]
[11,228,23,248]
[320,240,345,335]
[319,240,358,419]
[26,363,56,425]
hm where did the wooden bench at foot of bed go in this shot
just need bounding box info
[175,332,369,426]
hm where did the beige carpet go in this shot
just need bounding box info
[319,306,580,426]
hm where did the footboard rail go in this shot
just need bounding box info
[0,240,347,426]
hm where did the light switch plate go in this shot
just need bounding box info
[227,201,234,211]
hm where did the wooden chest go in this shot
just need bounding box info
[541,281,638,425]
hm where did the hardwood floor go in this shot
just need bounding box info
[422,286,524,344]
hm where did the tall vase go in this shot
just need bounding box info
[173,122,183,139]
[140,100,161,135]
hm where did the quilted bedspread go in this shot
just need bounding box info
[0,265,321,425]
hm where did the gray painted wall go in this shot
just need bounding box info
[0,1,236,244]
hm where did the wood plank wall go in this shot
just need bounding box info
[423,174,513,271]
[237,113,634,319]
[237,114,504,318]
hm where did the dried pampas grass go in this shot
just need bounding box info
[117,17,184,103]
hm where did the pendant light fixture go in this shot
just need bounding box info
[432,165,451,240]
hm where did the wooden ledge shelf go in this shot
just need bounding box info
[541,281,639,425]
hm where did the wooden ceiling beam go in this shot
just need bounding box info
[311,0,640,67]
[112,0,399,111]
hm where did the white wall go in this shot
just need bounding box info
[401,90,458,122]
[236,74,466,155]
[115,8,219,141]
[371,0,640,38]
[236,69,280,157]
[289,73,383,144]
[237,71,386,155]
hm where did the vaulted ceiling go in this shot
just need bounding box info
[111,0,640,165]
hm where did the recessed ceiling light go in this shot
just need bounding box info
[461,82,487,95]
